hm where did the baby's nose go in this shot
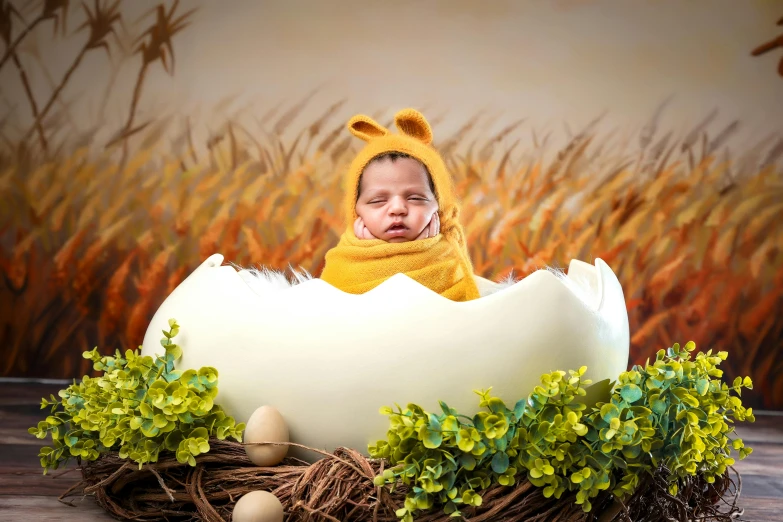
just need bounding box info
[389,197,407,214]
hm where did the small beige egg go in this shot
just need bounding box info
[244,405,289,466]
[232,490,284,522]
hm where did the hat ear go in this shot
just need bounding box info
[394,108,433,145]
[347,114,389,141]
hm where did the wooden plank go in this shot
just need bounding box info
[0,444,45,468]
[0,495,114,521]
[733,442,783,479]
[0,410,51,435]
[739,474,783,499]
[0,467,81,497]
[0,427,42,446]
[0,383,69,405]
[0,491,780,522]
[737,496,783,522]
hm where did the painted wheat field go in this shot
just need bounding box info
[1,100,782,410]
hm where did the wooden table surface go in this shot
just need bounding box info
[2,381,781,521]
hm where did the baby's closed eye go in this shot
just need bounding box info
[367,197,426,203]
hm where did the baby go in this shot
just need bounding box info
[353,152,440,243]
[319,108,480,302]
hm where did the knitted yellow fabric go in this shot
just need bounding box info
[319,108,480,301]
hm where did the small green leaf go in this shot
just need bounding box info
[442,416,459,433]
[166,344,183,360]
[513,398,526,420]
[650,394,667,415]
[459,453,476,471]
[422,428,443,449]
[189,427,209,440]
[601,403,620,422]
[491,451,509,474]
[439,401,454,416]
[619,384,643,403]
[428,413,442,432]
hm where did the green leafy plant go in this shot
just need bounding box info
[29,319,245,473]
[369,341,755,521]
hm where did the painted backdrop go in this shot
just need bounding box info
[1,0,782,409]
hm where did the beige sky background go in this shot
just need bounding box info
[2,0,782,149]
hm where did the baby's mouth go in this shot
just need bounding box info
[387,223,407,232]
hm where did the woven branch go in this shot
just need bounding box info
[62,439,744,522]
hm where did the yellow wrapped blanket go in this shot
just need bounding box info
[321,232,479,301]
[320,108,480,301]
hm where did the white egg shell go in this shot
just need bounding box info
[243,405,289,466]
[141,253,629,461]
[232,490,284,522]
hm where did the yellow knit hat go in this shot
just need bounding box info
[320,108,479,301]
[341,108,471,262]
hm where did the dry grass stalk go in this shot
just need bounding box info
[99,250,135,337]
[0,100,781,408]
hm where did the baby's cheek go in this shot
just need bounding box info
[365,216,385,235]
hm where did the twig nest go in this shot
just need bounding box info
[232,490,284,522]
[244,405,289,466]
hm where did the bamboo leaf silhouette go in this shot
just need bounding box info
[15,29,78,132]
[751,34,783,57]
[0,0,24,46]
[115,0,196,160]
[751,15,783,77]
[0,0,69,72]
[1,1,49,152]
[22,0,122,141]
[76,0,122,59]
[112,16,136,57]
[133,0,196,75]
[42,0,70,36]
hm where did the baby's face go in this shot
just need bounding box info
[355,157,438,243]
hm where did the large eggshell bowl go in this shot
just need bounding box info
[141,254,629,460]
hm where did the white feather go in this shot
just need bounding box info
[231,261,591,306]
[230,262,313,295]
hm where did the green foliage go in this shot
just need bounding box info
[369,341,755,521]
[29,319,245,474]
